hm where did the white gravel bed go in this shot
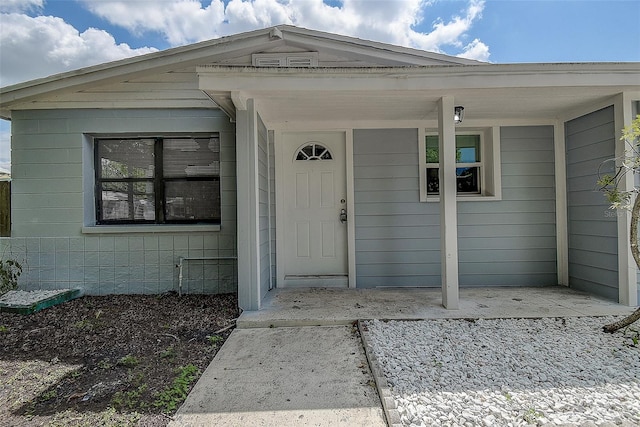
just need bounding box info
[0,289,73,306]
[363,317,640,427]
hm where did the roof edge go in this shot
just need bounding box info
[0,25,484,98]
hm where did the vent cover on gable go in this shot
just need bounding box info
[252,53,319,68]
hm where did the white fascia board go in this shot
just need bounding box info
[197,63,640,93]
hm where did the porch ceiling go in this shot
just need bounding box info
[198,64,640,125]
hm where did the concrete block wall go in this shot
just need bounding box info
[3,235,236,295]
[5,108,237,295]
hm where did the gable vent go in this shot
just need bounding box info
[253,56,285,67]
[252,53,319,68]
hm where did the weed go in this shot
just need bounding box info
[207,335,224,346]
[98,359,113,370]
[153,364,200,413]
[0,258,22,296]
[624,327,639,347]
[161,346,177,360]
[523,408,542,423]
[74,319,92,330]
[112,384,148,410]
[40,389,57,401]
[0,325,8,333]
[118,354,140,368]
[503,391,512,401]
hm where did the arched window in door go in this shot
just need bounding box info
[295,143,333,161]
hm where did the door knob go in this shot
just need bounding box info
[339,208,347,223]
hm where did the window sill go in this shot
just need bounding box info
[424,195,501,203]
[82,224,221,234]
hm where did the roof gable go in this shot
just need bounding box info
[0,25,479,117]
[213,26,481,68]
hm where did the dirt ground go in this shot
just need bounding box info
[0,292,239,427]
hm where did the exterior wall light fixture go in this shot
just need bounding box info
[454,106,465,124]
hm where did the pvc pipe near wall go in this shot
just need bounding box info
[176,256,238,296]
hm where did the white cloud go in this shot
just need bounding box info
[458,38,490,62]
[0,13,157,87]
[0,121,10,171]
[80,0,489,60]
[0,0,43,14]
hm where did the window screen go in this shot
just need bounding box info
[95,136,220,224]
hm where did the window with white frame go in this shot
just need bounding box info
[420,128,501,201]
[426,134,482,195]
[95,135,220,224]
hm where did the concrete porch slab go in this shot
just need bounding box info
[237,286,633,328]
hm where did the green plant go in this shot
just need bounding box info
[112,384,148,410]
[40,389,58,401]
[624,327,639,346]
[523,408,542,423]
[74,319,93,330]
[0,325,8,333]
[0,259,22,295]
[153,364,200,413]
[98,359,113,370]
[598,115,640,332]
[207,335,224,346]
[117,354,140,368]
[160,346,177,360]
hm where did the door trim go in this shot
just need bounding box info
[345,130,356,288]
[274,129,356,289]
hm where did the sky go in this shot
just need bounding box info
[1,0,639,171]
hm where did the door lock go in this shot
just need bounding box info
[339,208,347,223]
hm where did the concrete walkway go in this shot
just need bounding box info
[170,286,634,426]
[169,326,386,426]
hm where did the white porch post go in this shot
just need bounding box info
[438,96,460,309]
[554,121,569,287]
[236,98,261,311]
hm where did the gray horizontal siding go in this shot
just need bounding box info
[565,106,618,301]
[458,125,557,287]
[354,128,440,287]
[353,126,557,289]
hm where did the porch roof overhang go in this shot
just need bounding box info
[198,63,640,125]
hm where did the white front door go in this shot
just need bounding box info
[279,131,348,287]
